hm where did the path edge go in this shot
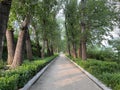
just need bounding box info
[19,56,59,90]
[65,56,112,90]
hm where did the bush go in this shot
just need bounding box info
[78,60,119,75]
[73,58,120,90]
[0,61,4,69]
[0,74,19,90]
[0,55,57,90]
[87,47,117,61]
[98,73,120,90]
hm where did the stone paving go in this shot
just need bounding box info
[30,55,102,90]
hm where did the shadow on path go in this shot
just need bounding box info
[29,55,102,90]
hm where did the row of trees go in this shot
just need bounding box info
[64,0,120,60]
[0,0,62,68]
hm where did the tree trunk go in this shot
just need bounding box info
[81,41,87,60]
[68,43,71,56]
[11,16,29,68]
[6,29,15,65]
[72,42,77,58]
[46,40,50,56]
[0,0,12,60]
[65,22,71,56]
[78,42,82,58]
[81,22,87,60]
[26,30,33,60]
[41,39,45,58]
[50,44,54,56]
[11,30,26,68]
[36,41,41,57]
[33,27,41,57]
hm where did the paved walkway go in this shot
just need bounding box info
[29,54,102,90]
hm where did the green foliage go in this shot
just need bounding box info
[73,58,120,90]
[109,38,120,51]
[77,60,120,74]
[79,0,116,44]
[0,61,4,69]
[87,47,117,61]
[0,55,57,90]
[109,38,120,62]
[98,73,120,90]
[64,0,80,45]
[0,75,19,90]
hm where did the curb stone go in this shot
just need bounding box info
[19,56,59,90]
[65,56,112,90]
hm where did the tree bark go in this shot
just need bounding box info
[26,30,33,60]
[6,29,15,65]
[33,27,41,57]
[50,44,54,56]
[78,42,82,58]
[81,22,87,60]
[65,22,71,56]
[46,39,51,56]
[81,41,87,60]
[0,0,12,60]
[41,39,45,58]
[72,42,77,58]
[68,43,71,56]
[36,41,42,57]
[11,30,26,68]
[11,16,29,68]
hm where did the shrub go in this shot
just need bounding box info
[98,73,120,90]
[0,61,4,69]
[87,47,117,61]
[77,60,119,74]
[72,58,120,90]
[0,74,19,90]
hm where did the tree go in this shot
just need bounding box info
[64,0,79,58]
[11,16,30,68]
[6,9,16,65]
[37,0,59,58]
[6,29,15,65]
[26,29,33,60]
[80,0,87,60]
[11,0,36,68]
[0,0,12,60]
[78,0,116,60]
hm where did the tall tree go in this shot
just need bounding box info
[39,0,59,58]
[6,9,16,65]
[0,0,12,60]
[80,0,87,60]
[11,0,37,68]
[11,16,30,68]
[64,0,79,58]
[6,29,15,65]
[78,0,116,60]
